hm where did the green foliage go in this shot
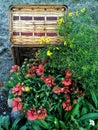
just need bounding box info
[38,8,98,92]
[0,116,26,130]
[5,7,98,130]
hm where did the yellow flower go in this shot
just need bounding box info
[57,18,64,26]
[55,47,59,50]
[64,41,67,46]
[16,72,19,76]
[62,52,65,55]
[40,37,45,44]
[47,50,52,56]
[68,12,73,17]
[80,8,86,13]
[70,43,74,48]
[76,10,78,16]
[68,64,71,67]
[53,47,59,50]
[46,37,50,44]
[24,87,30,92]
[73,99,77,104]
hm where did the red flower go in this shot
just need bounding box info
[76,88,85,98]
[12,97,23,111]
[36,64,44,75]
[52,86,61,94]
[0,82,4,87]
[45,76,54,87]
[62,79,71,86]
[65,70,72,79]
[64,87,69,93]
[27,65,38,76]
[66,95,71,103]
[62,101,72,111]
[12,84,23,95]
[37,106,48,120]
[59,87,65,93]
[10,65,20,74]
[40,76,46,81]
[27,108,37,120]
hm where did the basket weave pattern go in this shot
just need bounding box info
[10,5,67,45]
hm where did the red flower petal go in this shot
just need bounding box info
[27,108,37,120]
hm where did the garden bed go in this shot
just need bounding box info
[3,8,98,129]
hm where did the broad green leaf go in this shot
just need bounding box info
[39,120,50,129]
[86,100,95,111]
[11,118,22,130]
[54,118,59,129]
[0,116,2,127]
[78,113,98,121]
[19,125,27,130]
[90,90,98,108]
[2,116,10,130]
[0,127,3,130]
[59,120,67,129]
[32,125,41,130]
[71,103,79,117]
[81,107,88,115]
[33,120,49,129]
[46,116,54,122]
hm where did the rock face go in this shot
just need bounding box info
[0,88,11,116]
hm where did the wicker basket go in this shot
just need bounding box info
[9,4,68,46]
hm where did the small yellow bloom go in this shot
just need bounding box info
[46,37,50,44]
[68,12,73,17]
[68,64,71,67]
[47,50,52,56]
[57,18,64,26]
[70,43,74,48]
[55,47,59,50]
[80,8,86,13]
[40,37,45,44]
[16,72,19,76]
[64,41,67,46]
[76,10,78,16]
[62,52,65,55]
[73,99,77,104]
[24,87,30,92]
